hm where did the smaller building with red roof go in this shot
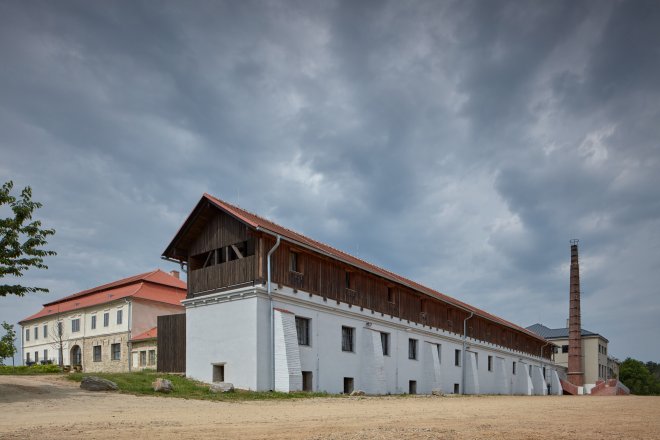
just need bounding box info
[20,269,185,372]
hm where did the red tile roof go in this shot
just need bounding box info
[198,193,545,343]
[131,326,157,341]
[20,270,185,324]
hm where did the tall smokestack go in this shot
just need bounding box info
[567,239,584,387]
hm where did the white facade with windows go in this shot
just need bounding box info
[185,284,565,395]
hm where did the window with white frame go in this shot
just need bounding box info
[34,326,38,340]
[43,349,48,362]
[148,350,156,366]
[43,324,47,339]
[103,312,109,327]
[71,318,80,333]
[93,345,102,362]
[341,326,355,352]
[295,317,310,346]
[111,343,121,361]
[91,315,96,330]
[117,309,123,325]
[25,329,30,341]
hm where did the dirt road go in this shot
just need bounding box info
[1,375,659,439]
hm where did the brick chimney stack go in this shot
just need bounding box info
[567,240,584,387]
[169,270,180,280]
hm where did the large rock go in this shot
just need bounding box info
[209,382,234,393]
[80,376,118,392]
[152,378,174,393]
[350,390,365,396]
[431,388,444,396]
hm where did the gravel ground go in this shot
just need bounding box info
[1,375,659,439]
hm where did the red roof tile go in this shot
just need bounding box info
[199,193,545,343]
[131,326,157,341]
[20,270,186,324]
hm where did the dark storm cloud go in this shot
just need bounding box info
[1,0,659,362]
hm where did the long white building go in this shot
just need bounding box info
[163,194,564,395]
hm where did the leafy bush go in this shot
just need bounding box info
[0,364,61,375]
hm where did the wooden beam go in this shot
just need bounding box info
[231,244,244,259]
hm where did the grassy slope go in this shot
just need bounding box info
[67,370,338,401]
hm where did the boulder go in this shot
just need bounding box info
[431,388,444,396]
[349,390,365,396]
[152,378,174,393]
[209,382,234,393]
[80,376,118,392]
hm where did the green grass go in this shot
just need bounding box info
[66,370,338,401]
[0,364,62,375]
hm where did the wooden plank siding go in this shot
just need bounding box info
[157,314,186,373]
[185,214,550,359]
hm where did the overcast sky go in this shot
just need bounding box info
[1,0,659,364]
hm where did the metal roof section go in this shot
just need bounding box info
[526,323,604,340]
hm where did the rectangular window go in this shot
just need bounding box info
[302,371,313,391]
[43,324,47,339]
[295,317,310,346]
[139,351,146,367]
[117,309,123,325]
[380,332,389,356]
[57,321,63,337]
[91,315,97,330]
[26,352,30,363]
[488,355,493,372]
[408,338,418,360]
[103,312,109,327]
[345,271,351,289]
[562,345,569,353]
[453,383,460,394]
[148,350,156,366]
[437,344,442,363]
[455,349,461,366]
[43,349,48,362]
[93,345,102,362]
[71,318,80,333]
[34,327,38,340]
[289,251,299,272]
[341,326,355,352]
[409,380,417,395]
[513,361,517,375]
[25,329,30,341]
[529,364,532,375]
[111,343,121,361]
[387,287,395,303]
[34,351,38,363]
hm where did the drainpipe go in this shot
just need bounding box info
[125,298,132,372]
[266,234,281,391]
[461,312,474,395]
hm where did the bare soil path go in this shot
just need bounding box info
[1,375,659,439]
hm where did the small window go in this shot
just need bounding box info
[437,344,442,363]
[148,350,156,366]
[26,353,30,363]
[103,312,109,327]
[409,380,417,395]
[474,352,479,369]
[342,326,355,352]
[343,377,354,394]
[453,383,460,394]
[93,345,102,362]
[71,319,80,333]
[302,371,313,391]
[513,361,517,375]
[25,329,30,341]
[488,355,493,372]
[43,324,47,339]
[34,351,38,363]
[408,338,418,360]
[543,366,546,378]
[295,317,310,346]
[562,345,569,353]
[91,315,97,330]
[213,364,225,382]
[380,332,390,356]
[529,364,532,376]
[455,349,461,367]
[345,271,351,289]
[290,251,299,272]
[111,343,121,361]
[43,349,48,362]
[57,321,63,337]
[139,350,147,366]
[117,310,123,325]
[34,327,38,340]
[387,287,395,303]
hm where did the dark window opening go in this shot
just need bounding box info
[342,326,354,352]
[562,345,569,353]
[345,271,351,289]
[513,361,517,375]
[93,345,102,362]
[380,332,389,356]
[290,251,299,272]
[408,339,418,360]
[190,238,256,271]
[453,383,460,394]
[111,343,121,361]
[409,380,417,395]
[488,355,493,372]
[387,287,395,303]
[454,349,461,366]
[343,377,354,394]
[302,371,313,391]
[296,317,310,346]
[213,364,225,382]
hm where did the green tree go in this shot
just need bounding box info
[1,181,56,296]
[619,358,660,395]
[0,321,17,366]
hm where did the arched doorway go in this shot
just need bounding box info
[70,345,82,367]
